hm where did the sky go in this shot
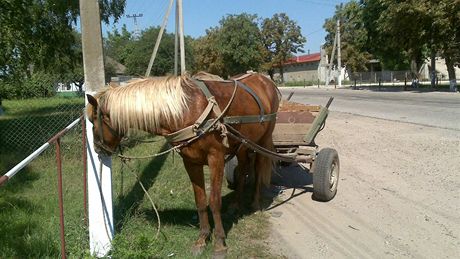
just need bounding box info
[102,0,348,55]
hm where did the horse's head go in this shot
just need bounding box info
[86,94,122,156]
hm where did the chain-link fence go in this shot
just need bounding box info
[349,70,412,84]
[0,97,85,153]
[348,70,447,85]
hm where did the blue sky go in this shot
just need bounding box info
[102,0,348,55]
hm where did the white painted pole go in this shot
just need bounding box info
[79,0,114,256]
[85,120,114,256]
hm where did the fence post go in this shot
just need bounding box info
[82,117,88,226]
[55,138,67,259]
[404,72,408,91]
[391,72,394,86]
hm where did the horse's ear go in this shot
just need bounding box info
[86,94,98,108]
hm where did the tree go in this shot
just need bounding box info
[261,13,306,82]
[0,0,126,98]
[361,0,458,90]
[105,24,132,64]
[106,26,194,76]
[324,2,371,73]
[431,0,460,90]
[217,14,265,77]
[194,13,264,77]
[192,27,226,75]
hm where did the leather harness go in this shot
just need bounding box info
[164,77,277,145]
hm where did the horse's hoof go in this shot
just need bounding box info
[212,246,228,259]
[191,243,206,256]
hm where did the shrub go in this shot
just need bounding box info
[0,72,58,99]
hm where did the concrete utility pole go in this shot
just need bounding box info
[174,0,179,76]
[177,0,186,74]
[126,13,143,39]
[326,31,337,87]
[337,18,342,87]
[79,0,113,257]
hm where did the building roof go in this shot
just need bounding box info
[106,56,127,75]
[283,52,321,65]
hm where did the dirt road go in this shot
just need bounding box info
[268,111,460,258]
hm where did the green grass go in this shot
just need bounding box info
[0,98,278,258]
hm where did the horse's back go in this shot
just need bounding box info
[238,73,280,114]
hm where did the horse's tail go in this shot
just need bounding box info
[257,138,275,187]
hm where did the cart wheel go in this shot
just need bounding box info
[225,156,238,190]
[312,148,339,201]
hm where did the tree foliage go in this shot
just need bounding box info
[261,13,306,81]
[0,0,125,98]
[324,2,371,72]
[194,13,305,79]
[325,0,459,87]
[194,14,264,77]
[105,26,194,76]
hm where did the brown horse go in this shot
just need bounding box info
[86,72,280,257]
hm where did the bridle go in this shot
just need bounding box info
[94,105,121,155]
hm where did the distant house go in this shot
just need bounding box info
[273,49,329,83]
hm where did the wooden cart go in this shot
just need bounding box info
[225,97,339,202]
[272,97,339,201]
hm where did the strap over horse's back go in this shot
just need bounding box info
[165,72,277,143]
[192,74,266,117]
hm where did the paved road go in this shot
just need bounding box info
[279,87,460,130]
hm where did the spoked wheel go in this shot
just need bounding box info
[312,148,340,201]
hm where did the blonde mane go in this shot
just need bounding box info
[97,76,190,134]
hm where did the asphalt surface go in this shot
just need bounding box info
[279,87,460,131]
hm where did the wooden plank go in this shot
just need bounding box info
[279,100,321,112]
[273,123,312,144]
[303,106,328,144]
[277,111,315,123]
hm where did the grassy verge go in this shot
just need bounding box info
[0,98,276,258]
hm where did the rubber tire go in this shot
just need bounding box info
[312,148,339,202]
[225,157,238,190]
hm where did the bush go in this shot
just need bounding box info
[284,80,318,87]
[21,72,58,98]
[0,80,18,99]
[0,72,58,99]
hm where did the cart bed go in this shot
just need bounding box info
[273,100,328,147]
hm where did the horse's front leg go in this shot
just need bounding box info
[208,151,227,257]
[184,160,210,255]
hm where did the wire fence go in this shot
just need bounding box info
[0,98,85,153]
[348,70,446,85]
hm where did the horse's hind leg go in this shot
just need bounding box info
[184,160,210,255]
[207,152,227,256]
